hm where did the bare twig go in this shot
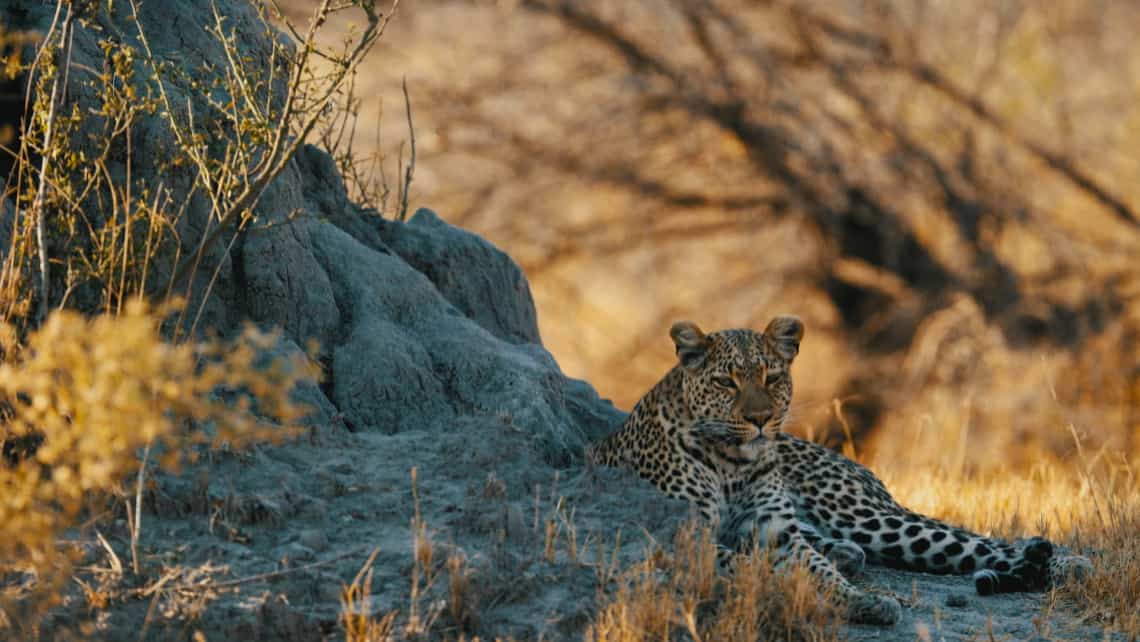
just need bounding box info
[129,442,152,576]
[30,1,76,323]
[788,6,1139,228]
[209,545,372,590]
[125,0,399,294]
[94,529,124,576]
[397,76,416,222]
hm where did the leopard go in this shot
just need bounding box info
[586,315,1092,626]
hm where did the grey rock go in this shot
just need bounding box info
[256,335,337,427]
[380,208,542,345]
[331,316,454,433]
[309,219,450,328]
[419,319,599,464]
[297,529,329,552]
[304,213,619,461]
[294,144,391,255]
[241,164,341,354]
[563,376,628,444]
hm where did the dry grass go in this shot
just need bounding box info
[341,547,399,642]
[1062,507,1140,637]
[338,468,454,642]
[586,524,842,642]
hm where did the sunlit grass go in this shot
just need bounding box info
[586,524,843,642]
[862,348,1140,637]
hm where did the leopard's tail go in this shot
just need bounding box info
[850,509,1087,595]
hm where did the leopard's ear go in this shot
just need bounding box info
[764,315,804,362]
[670,321,709,370]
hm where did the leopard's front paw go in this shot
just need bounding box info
[823,540,866,577]
[845,591,902,626]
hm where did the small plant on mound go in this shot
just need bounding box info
[0,300,319,631]
[0,0,397,330]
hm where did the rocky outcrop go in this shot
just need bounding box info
[5,4,635,639]
[378,208,542,346]
[298,202,618,463]
[0,0,621,465]
[239,142,619,460]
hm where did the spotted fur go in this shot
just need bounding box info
[587,317,1091,626]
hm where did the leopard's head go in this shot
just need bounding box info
[669,316,803,443]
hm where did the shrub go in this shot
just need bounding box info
[0,300,318,630]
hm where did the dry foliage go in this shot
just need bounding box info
[1,0,395,330]
[1061,505,1140,636]
[0,0,389,634]
[341,547,399,642]
[0,300,318,629]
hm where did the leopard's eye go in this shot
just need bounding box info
[712,375,737,389]
[765,371,786,386]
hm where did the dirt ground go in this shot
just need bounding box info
[59,418,1112,641]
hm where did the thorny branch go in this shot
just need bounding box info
[125,0,399,291]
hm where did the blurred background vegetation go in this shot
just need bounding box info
[288,0,1140,471]
[5,0,1137,469]
[0,1,1136,634]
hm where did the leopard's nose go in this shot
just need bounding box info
[746,409,773,428]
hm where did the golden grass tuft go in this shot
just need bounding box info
[1062,505,1140,635]
[586,523,842,642]
[341,547,398,642]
